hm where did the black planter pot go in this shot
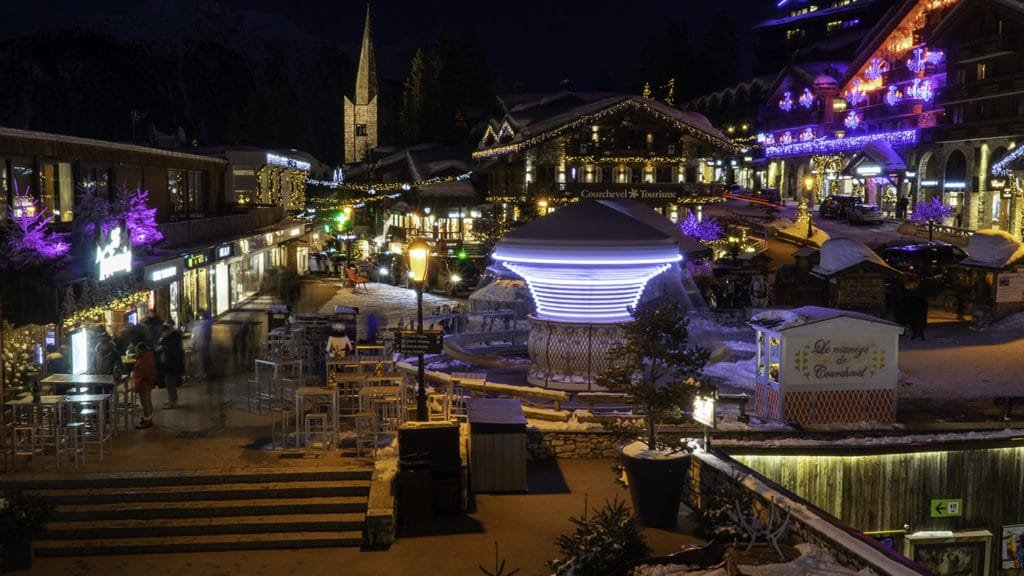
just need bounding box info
[619,443,690,529]
[1,539,33,573]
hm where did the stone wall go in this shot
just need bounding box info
[526,429,620,459]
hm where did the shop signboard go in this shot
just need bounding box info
[692,394,716,428]
[396,330,444,354]
[786,334,891,390]
[182,249,211,270]
[995,271,1024,303]
[144,258,183,288]
[214,243,234,260]
[95,224,132,281]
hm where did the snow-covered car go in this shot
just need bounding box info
[846,203,884,224]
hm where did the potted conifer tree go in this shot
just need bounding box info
[596,297,710,529]
[1,490,53,572]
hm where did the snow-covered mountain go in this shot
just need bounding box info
[0,0,359,165]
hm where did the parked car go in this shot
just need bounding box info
[878,241,968,278]
[818,195,883,224]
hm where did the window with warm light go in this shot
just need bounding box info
[977,62,987,80]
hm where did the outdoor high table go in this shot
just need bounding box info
[5,395,66,465]
[252,357,303,413]
[40,373,116,395]
[65,393,113,461]
[294,386,340,449]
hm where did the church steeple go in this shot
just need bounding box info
[354,5,377,105]
[344,4,379,163]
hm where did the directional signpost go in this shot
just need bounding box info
[396,329,444,355]
[930,498,963,518]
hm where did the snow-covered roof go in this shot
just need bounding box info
[473,94,735,159]
[499,199,676,246]
[749,306,902,332]
[959,229,1024,269]
[843,139,907,174]
[598,200,708,257]
[811,237,900,278]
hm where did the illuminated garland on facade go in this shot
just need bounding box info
[565,155,688,164]
[764,129,919,158]
[62,290,149,328]
[472,97,737,160]
[992,147,1024,176]
[334,172,472,192]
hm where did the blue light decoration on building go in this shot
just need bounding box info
[798,88,814,109]
[884,85,903,107]
[779,131,793,145]
[906,78,934,102]
[779,91,795,112]
[864,58,888,82]
[907,47,927,73]
[844,111,862,130]
[764,129,919,158]
[844,79,868,107]
[799,128,816,142]
[992,147,1024,176]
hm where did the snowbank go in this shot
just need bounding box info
[959,229,1024,268]
[812,237,893,276]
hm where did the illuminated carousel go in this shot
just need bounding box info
[493,200,683,391]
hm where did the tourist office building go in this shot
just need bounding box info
[472,93,738,226]
[0,128,311,388]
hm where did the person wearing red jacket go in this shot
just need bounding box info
[132,342,158,429]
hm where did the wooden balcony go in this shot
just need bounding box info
[157,206,285,248]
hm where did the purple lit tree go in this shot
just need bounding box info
[71,184,113,240]
[2,187,70,267]
[114,186,163,247]
[679,210,723,243]
[909,197,956,241]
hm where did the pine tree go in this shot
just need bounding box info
[114,186,164,246]
[400,49,428,143]
[2,186,71,267]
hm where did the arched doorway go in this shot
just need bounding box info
[944,150,967,227]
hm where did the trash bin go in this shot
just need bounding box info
[467,398,527,493]
[398,422,462,524]
[266,305,290,331]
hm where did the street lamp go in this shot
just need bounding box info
[407,238,430,421]
[803,175,815,238]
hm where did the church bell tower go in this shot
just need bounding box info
[344,5,378,163]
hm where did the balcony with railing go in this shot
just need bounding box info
[157,206,285,248]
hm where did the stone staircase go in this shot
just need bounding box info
[4,466,373,556]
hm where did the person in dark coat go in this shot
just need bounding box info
[156,324,185,408]
[142,310,165,348]
[90,337,123,376]
[904,292,929,340]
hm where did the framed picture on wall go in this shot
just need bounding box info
[1002,524,1024,570]
[904,530,991,576]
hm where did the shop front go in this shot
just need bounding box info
[144,257,184,328]
[180,249,211,325]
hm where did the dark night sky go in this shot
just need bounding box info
[0,0,776,90]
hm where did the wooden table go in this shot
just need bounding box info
[40,374,116,395]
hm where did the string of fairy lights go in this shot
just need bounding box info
[472,97,737,160]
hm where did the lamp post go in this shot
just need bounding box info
[407,239,430,421]
[803,175,815,238]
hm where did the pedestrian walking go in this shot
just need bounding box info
[192,310,213,378]
[156,323,185,408]
[132,342,158,429]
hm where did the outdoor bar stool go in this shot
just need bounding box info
[270,408,297,450]
[353,412,378,457]
[11,426,41,468]
[57,421,86,469]
[304,412,331,453]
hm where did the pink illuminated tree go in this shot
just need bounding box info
[679,210,723,243]
[909,197,956,241]
[114,186,163,246]
[2,187,70,267]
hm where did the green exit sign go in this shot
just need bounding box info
[930,499,963,518]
